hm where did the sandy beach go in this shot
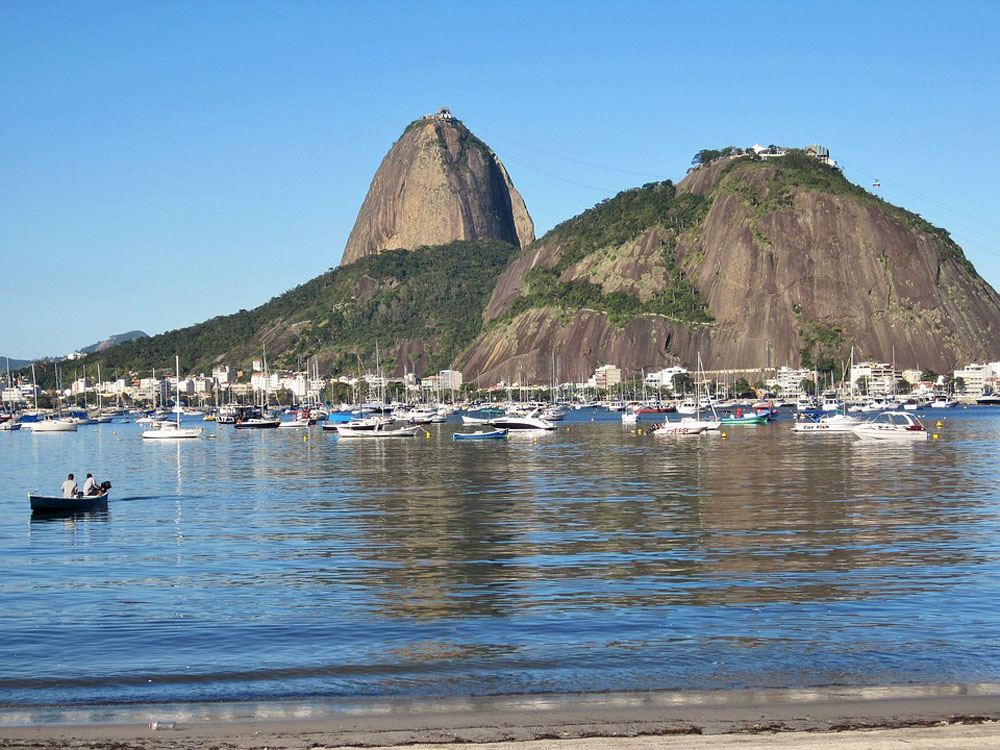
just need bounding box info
[1,686,997,749]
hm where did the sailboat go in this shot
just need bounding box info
[141,357,203,439]
[234,345,280,428]
[29,362,78,432]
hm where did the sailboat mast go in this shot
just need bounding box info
[175,355,181,427]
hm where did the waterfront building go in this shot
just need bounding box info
[438,369,463,392]
[593,364,622,390]
[850,361,897,397]
[644,366,688,389]
[776,366,812,397]
[953,361,1000,394]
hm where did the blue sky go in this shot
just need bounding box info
[3,1,999,360]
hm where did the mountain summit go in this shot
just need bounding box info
[341,109,534,266]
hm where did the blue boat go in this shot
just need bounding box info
[452,429,508,441]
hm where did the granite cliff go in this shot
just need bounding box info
[341,109,534,266]
[455,151,1000,382]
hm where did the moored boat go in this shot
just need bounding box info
[452,429,508,441]
[490,409,556,431]
[791,412,860,433]
[29,418,78,433]
[29,490,109,514]
[852,411,929,441]
[651,421,707,435]
[335,422,421,438]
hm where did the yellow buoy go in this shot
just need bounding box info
[936,421,943,428]
[637,428,643,435]
[933,434,939,440]
[303,435,308,442]
[721,432,728,439]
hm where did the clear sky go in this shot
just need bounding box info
[2,0,999,360]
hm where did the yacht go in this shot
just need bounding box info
[490,409,556,431]
[791,412,861,433]
[852,412,929,441]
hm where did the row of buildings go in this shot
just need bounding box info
[3,358,999,408]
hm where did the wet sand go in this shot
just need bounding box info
[1,686,997,749]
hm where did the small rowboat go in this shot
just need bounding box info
[452,429,508,441]
[719,413,769,425]
[335,424,421,438]
[29,491,109,514]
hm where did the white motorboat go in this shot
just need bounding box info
[29,418,78,433]
[929,396,958,408]
[277,418,311,429]
[0,419,22,431]
[791,412,860,433]
[852,411,929,441]
[651,420,707,435]
[490,409,556,431]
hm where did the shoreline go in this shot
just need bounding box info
[1,685,998,749]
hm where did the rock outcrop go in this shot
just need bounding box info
[341,109,534,267]
[455,151,1000,381]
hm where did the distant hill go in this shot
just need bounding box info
[79,330,148,354]
[455,149,1000,381]
[58,240,518,381]
[2,356,32,370]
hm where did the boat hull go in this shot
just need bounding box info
[335,425,421,438]
[719,414,769,425]
[29,420,78,432]
[141,426,204,439]
[29,492,109,514]
[452,429,508,440]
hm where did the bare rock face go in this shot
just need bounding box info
[341,110,534,266]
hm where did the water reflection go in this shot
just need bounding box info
[2,411,998,706]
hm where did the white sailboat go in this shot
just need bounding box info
[29,362,78,432]
[141,357,203,439]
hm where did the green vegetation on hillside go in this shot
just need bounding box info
[46,240,517,383]
[501,181,714,328]
[718,151,976,274]
[798,320,849,375]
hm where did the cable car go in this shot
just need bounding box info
[873,179,880,188]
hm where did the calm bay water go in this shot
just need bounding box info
[2,408,999,722]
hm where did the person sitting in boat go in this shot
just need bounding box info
[82,473,99,496]
[61,473,79,498]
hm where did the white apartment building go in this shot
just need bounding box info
[776,366,812,397]
[645,366,688,389]
[438,369,463,392]
[593,364,622,389]
[213,365,235,386]
[953,362,1000,394]
[850,361,898,397]
[250,372,280,392]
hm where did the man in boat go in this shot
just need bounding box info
[82,473,98,496]
[61,473,78,498]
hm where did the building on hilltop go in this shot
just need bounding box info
[805,143,837,168]
[425,107,454,120]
